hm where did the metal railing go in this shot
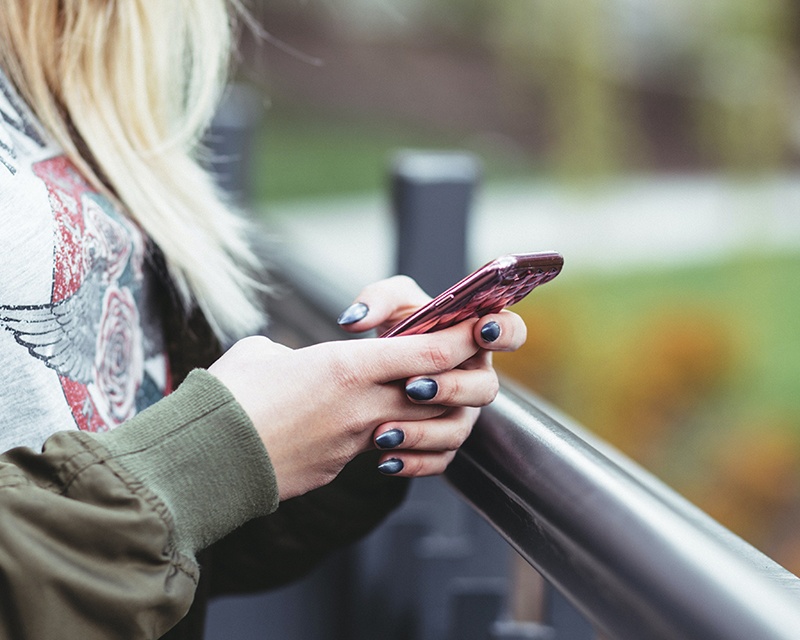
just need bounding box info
[257,153,800,640]
[448,385,800,639]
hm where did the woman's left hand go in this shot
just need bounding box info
[337,275,527,476]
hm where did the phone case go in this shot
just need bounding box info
[380,252,563,337]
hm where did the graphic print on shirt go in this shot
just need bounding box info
[0,156,167,431]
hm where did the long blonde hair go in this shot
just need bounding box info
[0,0,265,342]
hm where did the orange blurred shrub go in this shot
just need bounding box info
[496,302,800,574]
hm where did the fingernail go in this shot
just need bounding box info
[480,321,501,343]
[337,302,369,325]
[405,378,438,401]
[378,458,404,475]
[375,428,405,449]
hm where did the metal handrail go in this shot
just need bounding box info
[448,383,800,640]
[264,246,800,640]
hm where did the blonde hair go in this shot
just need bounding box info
[0,0,265,342]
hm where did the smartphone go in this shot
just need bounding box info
[380,252,563,337]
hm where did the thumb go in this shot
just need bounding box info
[337,275,431,333]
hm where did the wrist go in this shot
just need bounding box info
[95,369,279,556]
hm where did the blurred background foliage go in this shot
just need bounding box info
[235,0,800,573]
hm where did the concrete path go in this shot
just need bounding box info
[261,174,800,288]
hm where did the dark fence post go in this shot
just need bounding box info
[387,151,591,640]
[387,150,515,640]
[391,150,479,294]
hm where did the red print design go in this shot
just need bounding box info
[28,156,145,432]
[35,156,87,304]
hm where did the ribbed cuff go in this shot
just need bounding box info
[95,369,279,556]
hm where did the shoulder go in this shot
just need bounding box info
[0,69,51,177]
[0,70,65,304]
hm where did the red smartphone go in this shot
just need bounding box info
[380,251,563,337]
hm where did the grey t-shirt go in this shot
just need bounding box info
[0,71,170,452]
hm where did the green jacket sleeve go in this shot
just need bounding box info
[0,369,278,640]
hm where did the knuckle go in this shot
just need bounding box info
[445,429,465,451]
[423,342,452,373]
[391,274,417,290]
[389,275,425,300]
[403,427,425,449]
[362,275,413,298]
[482,373,500,405]
[357,278,383,299]
[326,350,363,392]
[448,417,474,450]
[437,377,460,405]
[432,452,456,475]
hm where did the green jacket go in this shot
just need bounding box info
[0,306,408,639]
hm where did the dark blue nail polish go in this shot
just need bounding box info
[480,321,501,343]
[337,302,369,325]
[378,458,404,475]
[375,428,405,449]
[405,378,438,401]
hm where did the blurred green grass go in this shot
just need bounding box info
[249,104,542,203]
[510,252,800,421]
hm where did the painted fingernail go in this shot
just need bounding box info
[337,302,369,325]
[405,378,438,401]
[375,428,405,449]
[378,458,404,475]
[480,321,501,343]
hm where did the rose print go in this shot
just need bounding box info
[93,285,143,424]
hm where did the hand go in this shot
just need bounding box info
[208,319,489,501]
[337,275,527,477]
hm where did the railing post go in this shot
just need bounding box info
[387,151,593,640]
[388,150,518,640]
[390,150,478,294]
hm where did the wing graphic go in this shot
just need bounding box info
[0,281,102,384]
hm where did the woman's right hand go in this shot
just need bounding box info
[207,321,485,502]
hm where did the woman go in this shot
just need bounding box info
[0,2,526,639]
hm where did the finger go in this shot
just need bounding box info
[474,311,527,352]
[348,320,480,382]
[377,450,458,477]
[374,407,478,454]
[458,348,492,372]
[404,366,499,407]
[378,395,449,422]
[337,275,431,332]
[371,381,449,426]
[301,362,449,429]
